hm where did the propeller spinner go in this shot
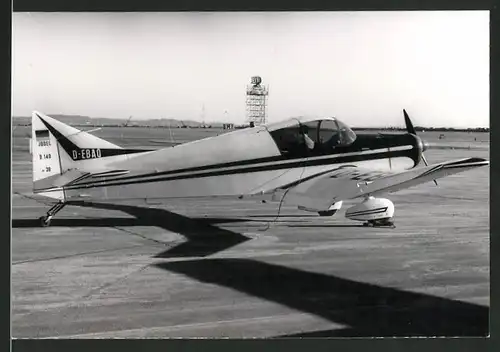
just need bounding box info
[403,109,437,186]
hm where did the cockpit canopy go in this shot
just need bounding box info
[268,117,357,157]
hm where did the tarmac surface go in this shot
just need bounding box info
[11,126,490,338]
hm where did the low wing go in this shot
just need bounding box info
[272,157,488,211]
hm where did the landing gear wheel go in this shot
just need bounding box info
[38,201,66,227]
[318,210,338,217]
[363,219,395,228]
[39,215,51,227]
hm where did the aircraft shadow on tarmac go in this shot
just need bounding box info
[12,201,364,257]
[12,202,489,337]
[286,224,366,228]
[155,258,489,338]
[13,201,255,258]
[12,216,249,228]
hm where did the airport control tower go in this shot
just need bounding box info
[246,76,268,126]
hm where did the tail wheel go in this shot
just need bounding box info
[39,216,51,227]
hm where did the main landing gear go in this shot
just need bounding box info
[39,201,66,227]
[362,218,396,228]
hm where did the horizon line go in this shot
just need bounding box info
[11,114,490,130]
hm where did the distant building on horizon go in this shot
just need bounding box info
[246,76,268,126]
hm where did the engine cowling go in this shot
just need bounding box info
[345,197,394,222]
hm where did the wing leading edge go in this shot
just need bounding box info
[272,157,489,211]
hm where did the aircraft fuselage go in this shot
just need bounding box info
[56,125,422,202]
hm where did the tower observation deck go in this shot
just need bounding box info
[246,76,268,126]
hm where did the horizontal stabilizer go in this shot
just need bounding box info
[34,169,90,191]
[34,169,131,192]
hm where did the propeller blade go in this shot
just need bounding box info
[421,151,429,166]
[421,153,438,186]
[403,109,417,135]
[403,109,436,186]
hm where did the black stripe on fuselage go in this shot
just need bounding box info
[37,115,152,159]
[68,133,420,187]
[57,148,414,192]
[47,155,486,195]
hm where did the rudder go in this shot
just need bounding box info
[30,111,125,200]
[30,111,152,200]
[31,112,65,200]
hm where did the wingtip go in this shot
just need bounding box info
[468,157,489,165]
[444,157,489,168]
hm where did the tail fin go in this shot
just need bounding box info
[31,111,127,200]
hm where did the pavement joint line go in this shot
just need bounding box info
[79,263,151,300]
[112,225,174,247]
[40,312,337,339]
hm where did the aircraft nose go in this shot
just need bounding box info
[412,134,424,154]
[411,133,433,169]
[422,139,429,152]
[412,134,429,153]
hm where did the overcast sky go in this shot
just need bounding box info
[12,11,489,127]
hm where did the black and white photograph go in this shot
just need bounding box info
[11,11,489,338]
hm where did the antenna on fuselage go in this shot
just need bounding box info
[119,115,133,141]
[167,120,176,145]
[65,127,103,139]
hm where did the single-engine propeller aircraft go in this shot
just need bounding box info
[29,110,488,227]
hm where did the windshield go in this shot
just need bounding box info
[269,118,356,157]
[317,119,357,149]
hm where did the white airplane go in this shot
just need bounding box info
[29,110,488,227]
